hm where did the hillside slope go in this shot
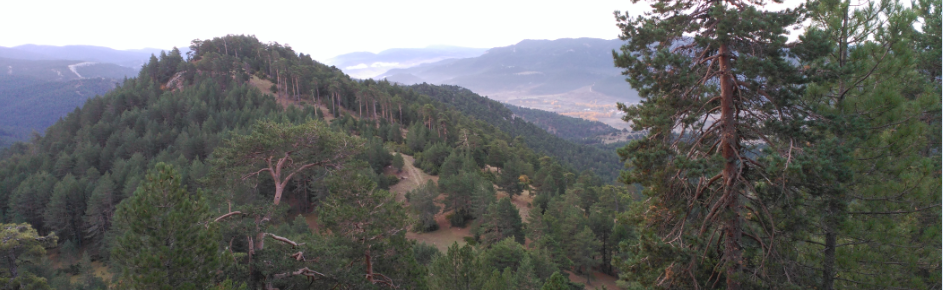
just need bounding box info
[505,103,620,141]
[408,83,623,181]
[0,58,137,146]
[0,35,631,289]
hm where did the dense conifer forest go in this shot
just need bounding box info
[0,58,137,146]
[0,0,938,288]
[405,84,625,181]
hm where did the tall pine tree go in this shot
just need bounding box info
[111,163,220,290]
[613,0,803,288]
[793,0,942,288]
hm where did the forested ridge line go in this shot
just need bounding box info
[0,0,937,287]
[0,34,625,289]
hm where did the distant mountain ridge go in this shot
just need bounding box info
[325,46,487,79]
[376,38,640,129]
[377,38,632,97]
[0,44,172,68]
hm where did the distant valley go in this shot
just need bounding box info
[375,38,640,129]
[0,44,167,68]
[325,46,488,79]
[0,45,177,146]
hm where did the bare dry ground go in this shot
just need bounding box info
[51,248,114,284]
[388,155,438,202]
[299,152,619,288]
[385,154,470,252]
[405,206,474,253]
[566,270,622,290]
[249,75,351,121]
[496,188,535,223]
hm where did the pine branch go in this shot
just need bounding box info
[264,233,302,248]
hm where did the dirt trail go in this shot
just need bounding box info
[386,154,468,252]
[389,154,437,201]
[496,188,535,222]
[67,62,95,78]
[302,153,539,257]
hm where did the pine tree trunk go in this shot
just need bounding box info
[719,43,742,290]
[6,250,17,278]
[823,229,836,290]
[364,249,374,283]
[274,182,285,206]
[822,11,847,290]
[275,69,281,97]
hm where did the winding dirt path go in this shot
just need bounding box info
[387,154,471,252]
[389,154,437,201]
[68,62,95,78]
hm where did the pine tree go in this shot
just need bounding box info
[440,170,494,227]
[408,180,440,232]
[428,243,482,290]
[613,0,804,287]
[392,153,405,173]
[497,157,527,198]
[43,175,84,245]
[478,198,524,246]
[438,150,466,178]
[791,0,942,288]
[317,166,415,288]
[539,272,570,290]
[481,268,515,290]
[9,172,56,233]
[568,226,600,285]
[83,173,115,255]
[211,119,361,206]
[480,238,526,273]
[514,255,542,290]
[0,223,56,289]
[111,163,220,290]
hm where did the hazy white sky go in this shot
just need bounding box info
[2,0,648,61]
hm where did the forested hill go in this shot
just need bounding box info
[407,83,623,181]
[0,77,117,144]
[0,58,139,146]
[505,104,621,141]
[0,34,629,289]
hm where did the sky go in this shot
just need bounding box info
[1,0,649,61]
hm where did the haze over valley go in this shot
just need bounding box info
[376,38,639,129]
